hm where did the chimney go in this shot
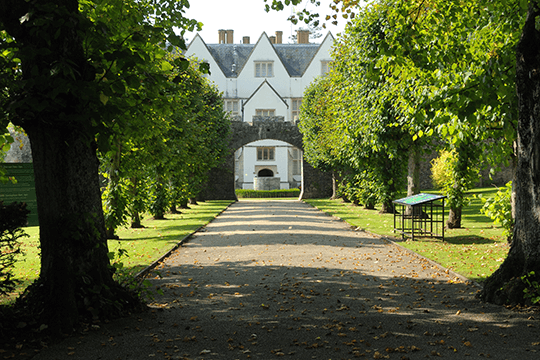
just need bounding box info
[243,36,250,44]
[270,36,276,44]
[275,31,283,44]
[297,29,310,44]
[218,29,226,44]
[226,29,234,44]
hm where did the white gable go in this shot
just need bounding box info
[302,32,335,82]
[243,80,288,122]
[237,33,290,98]
[185,34,228,90]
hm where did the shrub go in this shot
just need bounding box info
[431,149,479,210]
[478,181,513,243]
[0,202,29,296]
[236,189,300,198]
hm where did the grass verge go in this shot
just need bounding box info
[1,200,233,305]
[304,187,510,284]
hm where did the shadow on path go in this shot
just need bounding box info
[33,200,540,360]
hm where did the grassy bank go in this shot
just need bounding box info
[1,200,233,305]
[304,187,509,283]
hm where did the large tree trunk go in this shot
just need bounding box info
[1,0,140,333]
[481,4,540,305]
[24,125,138,332]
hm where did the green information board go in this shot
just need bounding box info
[393,193,446,206]
[0,163,39,226]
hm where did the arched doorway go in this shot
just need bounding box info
[234,139,302,191]
[258,169,274,177]
[203,121,332,200]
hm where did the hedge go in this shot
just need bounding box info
[235,189,301,198]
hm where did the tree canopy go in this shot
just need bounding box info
[0,0,227,333]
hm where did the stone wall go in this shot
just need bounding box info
[254,177,280,190]
[4,127,32,163]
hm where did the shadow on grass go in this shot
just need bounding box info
[404,235,498,245]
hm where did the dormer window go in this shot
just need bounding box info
[255,61,274,77]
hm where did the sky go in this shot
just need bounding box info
[182,0,351,45]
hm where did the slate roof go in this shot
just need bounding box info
[273,44,320,77]
[206,43,322,78]
[207,44,254,78]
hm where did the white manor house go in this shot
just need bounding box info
[185,29,334,190]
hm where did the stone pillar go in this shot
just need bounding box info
[276,31,283,44]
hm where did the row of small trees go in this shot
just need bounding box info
[297,0,540,306]
[0,0,230,331]
[299,0,521,229]
[99,60,230,239]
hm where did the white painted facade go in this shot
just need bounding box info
[185,30,334,189]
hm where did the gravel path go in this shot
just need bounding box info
[34,200,540,360]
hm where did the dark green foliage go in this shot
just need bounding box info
[0,202,29,296]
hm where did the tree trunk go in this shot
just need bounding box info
[179,198,190,209]
[447,206,462,229]
[170,203,181,214]
[129,177,145,228]
[24,125,138,332]
[104,141,123,239]
[406,147,422,216]
[131,212,144,228]
[379,200,395,214]
[0,0,141,332]
[189,198,198,205]
[407,147,421,197]
[331,171,338,200]
[481,4,540,305]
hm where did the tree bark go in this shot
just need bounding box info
[0,0,140,332]
[481,3,540,305]
[24,124,138,332]
[331,171,338,200]
[446,207,462,229]
[407,147,421,197]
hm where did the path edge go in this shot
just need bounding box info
[134,201,237,280]
[301,200,483,289]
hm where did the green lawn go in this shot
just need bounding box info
[2,200,233,305]
[304,187,510,283]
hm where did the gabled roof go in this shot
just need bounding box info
[193,31,334,78]
[273,44,320,77]
[243,79,288,108]
[298,32,335,75]
[207,44,254,78]
[185,33,226,77]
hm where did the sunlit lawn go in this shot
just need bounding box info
[305,187,510,284]
[2,200,233,305]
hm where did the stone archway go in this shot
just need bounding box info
[202,119,332,200]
